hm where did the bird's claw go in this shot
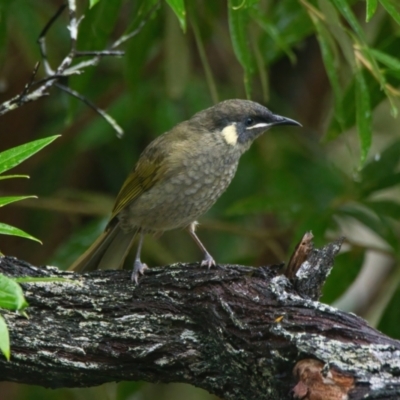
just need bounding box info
[131,260,148,285]
[200,253,216,269]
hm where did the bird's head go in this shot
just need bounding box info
[189,99,301,152]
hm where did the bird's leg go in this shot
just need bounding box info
[131,231,148,284]
[187,222,216,268]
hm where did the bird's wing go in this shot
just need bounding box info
[109,130,185,221]
[110,154,165,220]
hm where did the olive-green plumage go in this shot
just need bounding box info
[69,99,301,283]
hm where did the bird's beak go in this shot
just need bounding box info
[270,114,302,127]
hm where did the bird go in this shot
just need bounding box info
[69,99,301,283]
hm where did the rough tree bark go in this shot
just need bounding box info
[1,236,400,400]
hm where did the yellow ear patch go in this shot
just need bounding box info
[221,124,238,146]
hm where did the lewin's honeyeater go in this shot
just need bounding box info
[69,99,301,283]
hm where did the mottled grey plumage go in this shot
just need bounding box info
[69,99,301,283]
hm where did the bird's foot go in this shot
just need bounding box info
[200,252,216,269]
[131,260,148,285]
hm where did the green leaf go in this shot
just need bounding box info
[228,0,255,97]
[366,0,378,21]
[252,12,296,63]
[0,175,29,181]
[373,143,400,176]
[355,70,372,166]
[165,0,186,32]
[323,0,386,93]
[0,315,10,361]
[125,0,159,37]
[370,48,400,70]
[258,0,312,65]
[379,0,400,26]
[326,59,397,140]
[360,172,400,195]
[328,0,387,91]
[338,204,400,252]
[313,17,344,127]
[0,196,36,208]
[89,0,100,8]
[364,200,400,219]
[360,140,400,195]
[0,135,59,175]
[0,274,28,311]
[318,0,355,68]
[0,223,42,244]
[330,0,367,41]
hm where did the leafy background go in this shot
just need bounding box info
[1,0,400,399]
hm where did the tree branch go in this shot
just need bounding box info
[0,1,159,137]
[1,238,400,400]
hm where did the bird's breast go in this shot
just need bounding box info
[119,149,240,232]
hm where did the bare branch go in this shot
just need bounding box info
[75,50,125,57]
[0,0,156,134]
[37,3,67,75]
[16,62,41,106]
[67,0,79,50]
[111,1,161,49]
[56,83,124,138]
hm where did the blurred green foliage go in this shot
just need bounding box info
[1,0,400,399]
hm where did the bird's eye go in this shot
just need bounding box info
[245,117,254,127]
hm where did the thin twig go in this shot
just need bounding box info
[38,3,67,39]
[67,0,78,52]
[56,83,124,138]
[33,71,81,87]
[0,0,157,134]
[111,1,160,49]
[37,3,67,75]
[75,50,125,57]
[0,92,50,115]
[16,62,41,106]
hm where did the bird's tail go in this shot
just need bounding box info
[68,221,137,272]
